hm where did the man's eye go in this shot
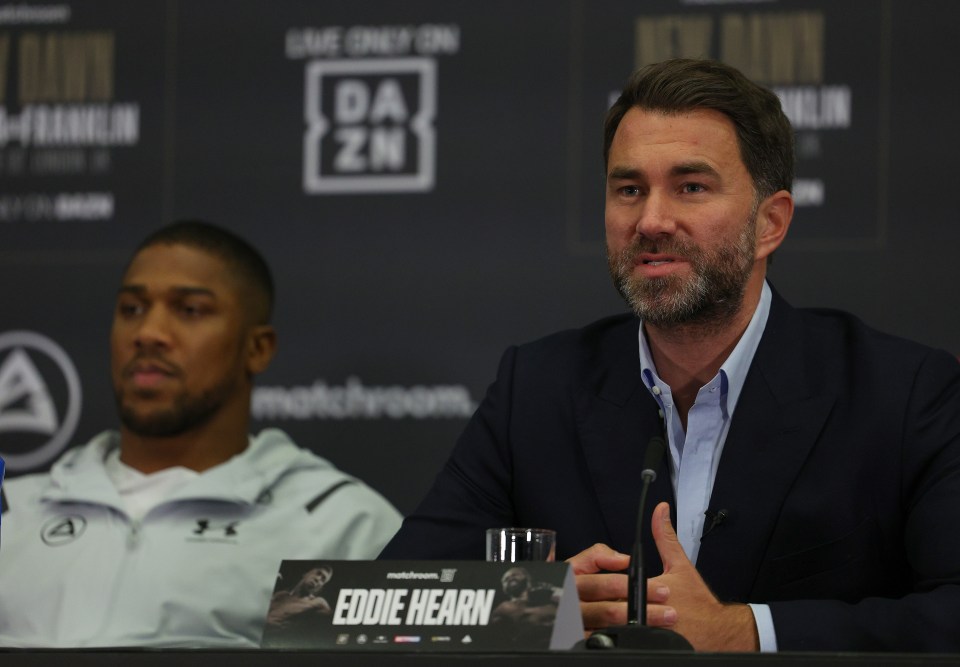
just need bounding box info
[117,302,143,317]
[179,303,210,318]
[681,183,706,194]
[620,185,640,196]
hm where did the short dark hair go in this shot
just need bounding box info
[131,220,275,324]
[604,58,794,199]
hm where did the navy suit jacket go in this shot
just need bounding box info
[380,290,960,651]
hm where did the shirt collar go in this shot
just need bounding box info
[638,281,772,418]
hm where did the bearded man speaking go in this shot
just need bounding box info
[379,59,960,654]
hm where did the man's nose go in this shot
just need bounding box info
[633,190,678,238]
[133,307,173,349]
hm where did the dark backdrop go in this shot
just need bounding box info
[1,0,957,514]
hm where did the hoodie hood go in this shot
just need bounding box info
[42,428,348,509]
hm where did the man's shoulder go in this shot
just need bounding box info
[513,313,639,363]
[789,302,951,365]
[479,313,642,403]
[243,429,350,493]
[768,296,959,384]
[244,432,401,557]
[2,468,52,506]
[245,429,400,521]
[1,431,115,508]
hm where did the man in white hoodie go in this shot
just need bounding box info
[0,221,401,648]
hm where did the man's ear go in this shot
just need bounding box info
[246,325,277,375]
[755,189,794,261]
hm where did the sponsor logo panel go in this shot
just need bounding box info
[303,58,436,194]
[569,1,889,252]
[0,4,153,224]
[286,22,460,196]
[252,375,477,422]
[0,330,82,471]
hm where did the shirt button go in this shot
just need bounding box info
[652,387,662,395]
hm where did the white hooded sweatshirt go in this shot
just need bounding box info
[0,429,401,648]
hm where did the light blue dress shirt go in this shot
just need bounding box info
[636,281,777,651]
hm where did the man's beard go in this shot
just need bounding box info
[115,378,236,438]
[607,213,758,330]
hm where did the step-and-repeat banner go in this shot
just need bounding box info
[1,0,957,513]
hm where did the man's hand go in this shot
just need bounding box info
[565,542,674,633]
[648,502,759,652]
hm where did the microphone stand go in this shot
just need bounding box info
[579,437,692,651]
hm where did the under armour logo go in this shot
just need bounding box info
[41,515,87,546]
[193,519,238,537]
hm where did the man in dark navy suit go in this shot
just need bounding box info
[380,59,960,652]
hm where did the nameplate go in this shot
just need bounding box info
[261,560,583,651]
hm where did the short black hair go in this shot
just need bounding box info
[604,58,795,199]
[130,220,274,324]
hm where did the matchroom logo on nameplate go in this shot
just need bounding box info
[302,58,437,194]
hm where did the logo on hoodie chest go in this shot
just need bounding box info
[41,514,87,546]
[186,518,242,544]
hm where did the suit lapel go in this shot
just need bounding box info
[696,292,835,601]
[577,317,674,566]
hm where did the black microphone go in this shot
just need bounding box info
[580,436,692,651]
[627,435,666,625]
[702,508,728,539]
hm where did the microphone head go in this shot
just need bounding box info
[642,436,666,472]
[640,468,657,483]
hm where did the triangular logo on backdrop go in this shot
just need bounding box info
[0,348,58,434]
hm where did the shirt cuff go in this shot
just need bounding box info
[747,603,778,652]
